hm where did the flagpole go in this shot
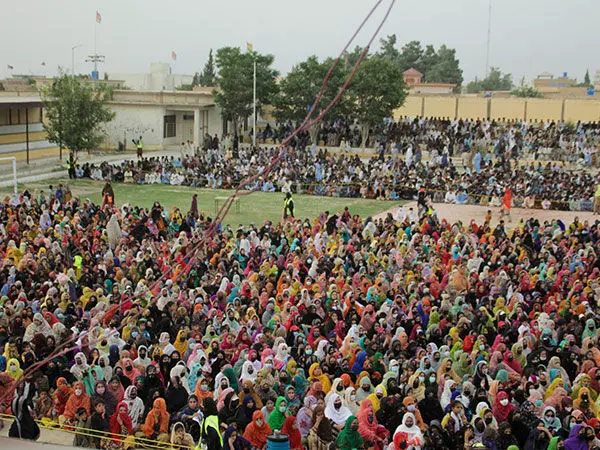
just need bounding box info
[252,58,256,148]
[94,13,98,75]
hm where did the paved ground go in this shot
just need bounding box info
[375,201,596,229]
[0,422,75,447]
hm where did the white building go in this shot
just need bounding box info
[108,63,193,91]
[103,90,221,151]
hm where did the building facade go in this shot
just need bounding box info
[103,90,221,151]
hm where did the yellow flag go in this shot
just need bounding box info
[247,42,253,52]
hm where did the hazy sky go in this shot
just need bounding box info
[2,0,598,84]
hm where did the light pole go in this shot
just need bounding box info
[71,44,82,75]
[485,0,492,75]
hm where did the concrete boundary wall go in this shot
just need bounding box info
[394,96,600,122]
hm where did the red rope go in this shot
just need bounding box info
[0,0,397,405]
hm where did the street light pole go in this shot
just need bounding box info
[72,44,82,75]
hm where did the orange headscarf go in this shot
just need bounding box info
[63,381,91,419]
[244,410,272,449]
[141,397,169,437]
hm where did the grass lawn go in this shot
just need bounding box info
[3,178,402,225]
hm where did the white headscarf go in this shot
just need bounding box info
[324,393,352,426]
[106,214,122,250]
[394,413,424,449]
[240,361,257,384]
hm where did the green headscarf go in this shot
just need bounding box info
[223,367,239,392]
[268,396,287,431]
[336,416,363,450]
[495,369,508,382]
[547,436,561,450]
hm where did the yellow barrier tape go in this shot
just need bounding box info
[0,413,194,450]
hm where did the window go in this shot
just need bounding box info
[163,115,176,138]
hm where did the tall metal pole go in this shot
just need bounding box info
[485,0,492,75]
[71,44,81,75]
[94,19,98,74]
[252,59,257,148]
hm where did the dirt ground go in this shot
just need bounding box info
[376,201,597,229]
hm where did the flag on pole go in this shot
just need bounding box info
[246,42,253,52]
[96,11,102,23]
[171,51,177,61]
[7,65,13,70]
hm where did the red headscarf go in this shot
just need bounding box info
[492,391,515,423]
[281,416,302,450]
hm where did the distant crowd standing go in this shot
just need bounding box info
[252,117,600,164]
[3,181,600,450]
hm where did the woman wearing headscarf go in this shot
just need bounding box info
[493,391,516,423]
[52,377,73,418]
[6,358,23,381]
[238,395,257,432]
[268,396,287,431]
[139,397,170,443]
[166,375,189,416]
[336,416,363,450]
[357,398,389,450]
[123,385,145,430]
[23,312,53,343]
[61,381,91,425]
[170,421,195,450]
[281,416,303,450]
[243,410,272,449]
[70,352,90,380]
[106,214,122,250]
[109,402,133,447]
[393,412,424,450]
[308,363,332,394]
[222,426,252,450]
[92,380,117,417]
[325,393,353,431]
[8,382,40,440]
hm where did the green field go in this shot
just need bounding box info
[3,178,400,225]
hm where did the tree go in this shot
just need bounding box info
[584,69,591,87]
[41,74,115,154]
[425,45,463,89]
[344,45,366,68]
[214,47,278,136]
[511,83,542,98]
[377,34,402,66]
[348,57,407,147]
[273,55,349,144]
[376,36,463,87]
[0,82,4,91]
[466,67,513,93]
[198,49,217,87]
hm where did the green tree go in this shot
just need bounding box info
[199,49,217,87]
[584,69,591,87]
[511,83,542,98]
[466,67,513,93]
[377,34,402,66]
[396,40,425,73]
[348,58,407,147]
[344,45,366,69]
[41,74,115,154]
[425,45,463,89]
[273,55,349,144]
[376,36,463,86]
[214,47,278,136]
[0,82,4,91]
